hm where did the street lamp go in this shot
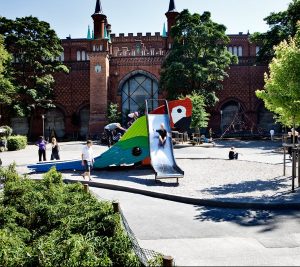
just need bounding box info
[220,110,223,133]
[41,114,45,137]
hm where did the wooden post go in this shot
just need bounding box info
[163,255,173,267]
[83,184,89,193]
[283,145,286,176]
[112,201,120,213]
[292,149,296,192]
[298,148,300,187]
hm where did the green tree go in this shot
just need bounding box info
[251,0,300,62]
[107,102,121,123]
[0,16,69,118]
[181,92,209,129]
[160,9,237,106]
[0,34,15,105]
[256,25,300,144]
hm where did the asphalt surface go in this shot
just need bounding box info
[92,187,300,266]
[1,139,300,265]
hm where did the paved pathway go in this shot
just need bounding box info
[3,139,298,206]
[92,187,300,266]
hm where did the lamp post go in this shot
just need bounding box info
[41,114,45,137]
[220,110,223,133]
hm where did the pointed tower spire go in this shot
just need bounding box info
[168,0,177,12]
[95,0,103,14]
[162,22,167,38]
[165,0,179,48]
[92,0,107,39]
[87,25,92,39]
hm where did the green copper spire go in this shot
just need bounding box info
[104,26,109,39]
[162,22,167,37]
[87,25,92,39]
[92,30,94,39]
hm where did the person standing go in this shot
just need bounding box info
[36,136,47,162]
[50,137,60,160]
[81,140,94,181]
[127,111,139,128]
[270,129,275,141]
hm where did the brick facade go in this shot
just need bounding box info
[26,0,271,139]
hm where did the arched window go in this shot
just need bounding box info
[238,46,243,56]
[121,73,158,120]
[45,109,65,138]
[220,101,243,132]
[81,51,86,61]
[77,51,81,61]
[79,106,90,138]
[11,117,29,136]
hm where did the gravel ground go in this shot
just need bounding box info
[2,139,299,204]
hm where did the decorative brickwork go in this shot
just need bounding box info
[42,0,269,138]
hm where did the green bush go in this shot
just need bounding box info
[0,166,141,267]
[7,135,27,151]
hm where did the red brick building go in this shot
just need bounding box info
[11,0,275,139]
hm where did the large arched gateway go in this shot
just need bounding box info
[120,71,159,121]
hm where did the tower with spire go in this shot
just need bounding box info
[91,0,107,39]
[88,0,110,134]
[165,0,179,48]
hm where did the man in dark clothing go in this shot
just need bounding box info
[229,147,238,160]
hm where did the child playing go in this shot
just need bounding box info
[156,123,167,147]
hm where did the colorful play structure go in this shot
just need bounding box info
[28,98,192,183]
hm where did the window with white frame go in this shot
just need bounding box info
[77,51,81,61]
[228,46,243,57]
[77,50,88,61]
[238,46,243,57]
[81,51,86,61]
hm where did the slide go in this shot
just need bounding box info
[147,113,184,180]
[28,98,190,179]
[28,116,149,172]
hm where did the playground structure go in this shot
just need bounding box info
[28,99,192,183]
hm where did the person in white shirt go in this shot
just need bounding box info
[81,140,94,181]
[270,129,275,141]
[104,122,126,147]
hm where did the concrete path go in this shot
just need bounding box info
[3,139,299,207]
[92,187,300,266]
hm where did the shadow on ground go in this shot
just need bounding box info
[194,206,300,231]
[200,176,290,195]
[62,168,180,187]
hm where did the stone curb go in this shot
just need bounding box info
[63,178,300,210]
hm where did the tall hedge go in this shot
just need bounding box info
[0,166,140,267]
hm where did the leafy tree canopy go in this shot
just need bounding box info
[256,24,300,128]
[0,16,69,117]
[180,92,209,129]
[160,9,237,106]
[251,0,300,62]
[0,34,15,105]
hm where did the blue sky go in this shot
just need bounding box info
[0,0,292,39]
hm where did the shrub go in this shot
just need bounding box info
[7,135,27,151]
[0,167,141,267]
